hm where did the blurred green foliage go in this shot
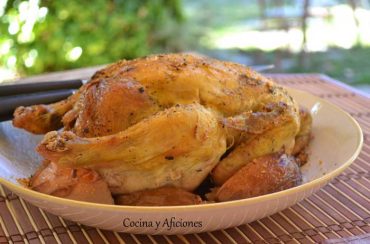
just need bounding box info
[232,46,370,86]
[0,0,184,76]
[289,46,370,85]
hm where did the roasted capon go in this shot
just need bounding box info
[14,53,312,205]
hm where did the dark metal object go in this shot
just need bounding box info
[0,79,84,96]
[0,89,74,121]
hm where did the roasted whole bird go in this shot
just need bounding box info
[13,53,312,206]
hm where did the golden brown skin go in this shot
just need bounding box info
[216,153,302,202]
[115,186,202,206]
[29,162,114,204]
[13,53,307,203]
[72,77,160,137]
[37,104,227,194]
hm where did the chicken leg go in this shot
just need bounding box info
[37,104,227,194]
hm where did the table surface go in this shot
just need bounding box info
[0,68,370,244]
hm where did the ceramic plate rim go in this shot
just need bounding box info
[0,88,364,212]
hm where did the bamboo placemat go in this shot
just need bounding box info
[0,73,369,244]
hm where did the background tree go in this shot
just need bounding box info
[0,0,184,76]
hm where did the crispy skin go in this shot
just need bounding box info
[115,187,202,206]
[216,153,302,202]
[92,54,298,118]
[37,104,227,194]
[30,162,113,204]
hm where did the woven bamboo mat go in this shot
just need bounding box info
[0,73,369,244]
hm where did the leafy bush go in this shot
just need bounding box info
[0,0,184,76]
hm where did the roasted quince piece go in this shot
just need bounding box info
[215,153,302,202]
[29,162,113,204]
